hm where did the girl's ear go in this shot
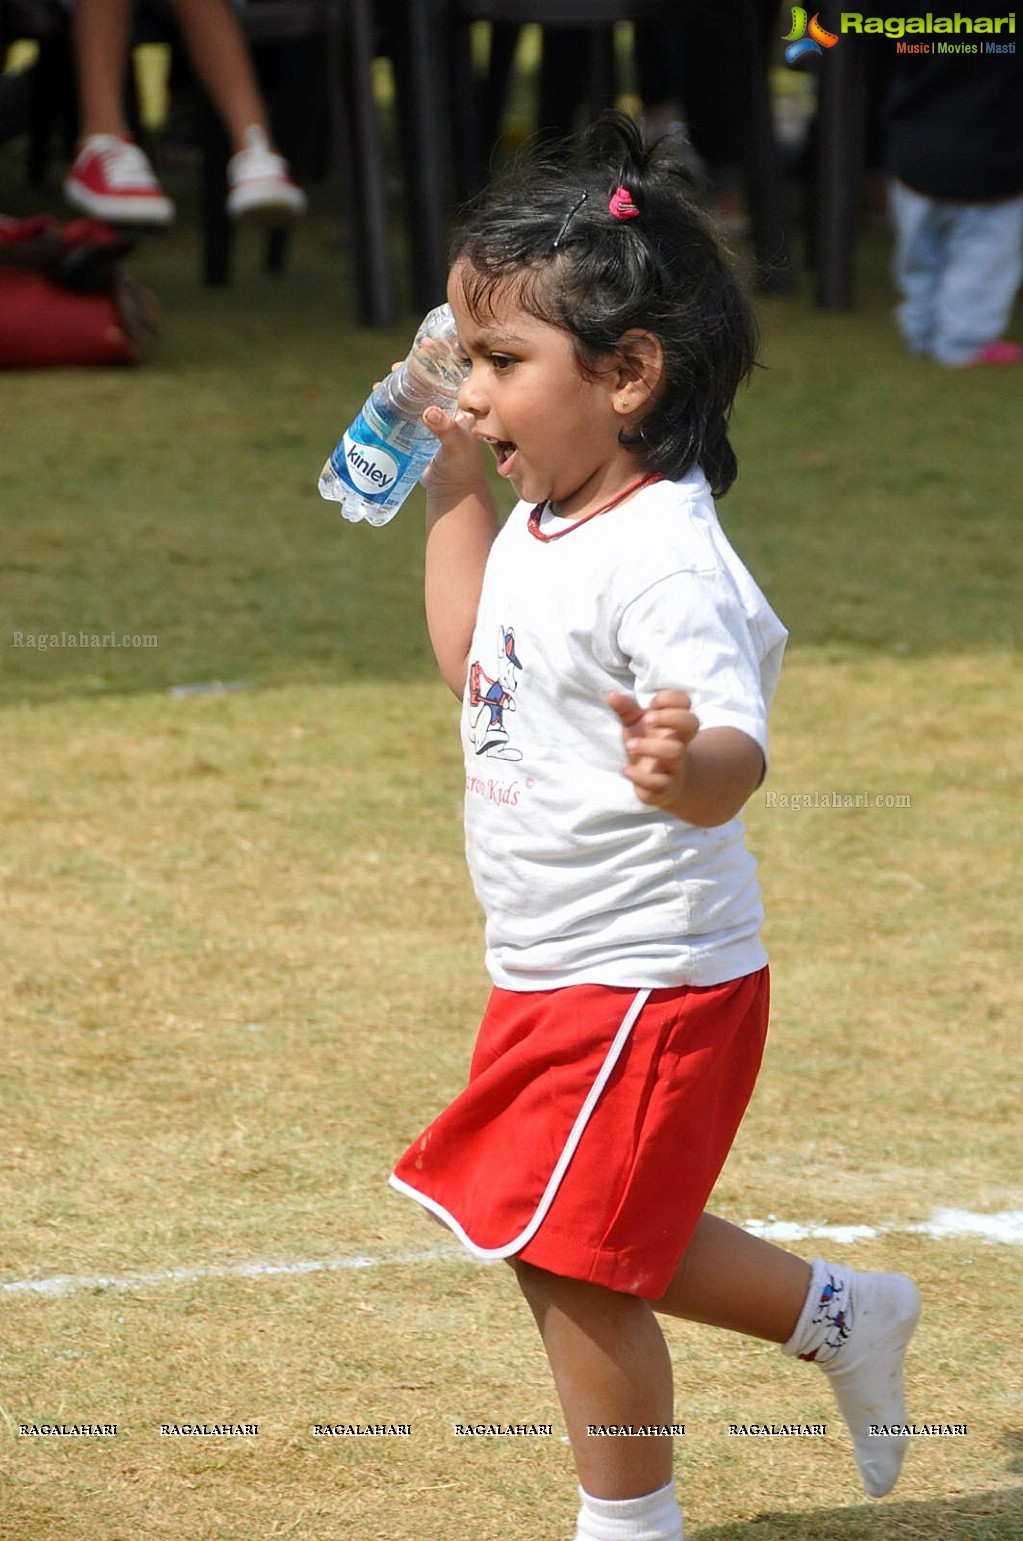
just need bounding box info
[612,330,664,416]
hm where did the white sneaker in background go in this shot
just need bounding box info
[226,126,307,223]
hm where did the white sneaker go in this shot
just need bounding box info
[226,126,307,223]
[64,134,174,226]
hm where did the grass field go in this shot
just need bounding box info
[1,134,1021,1540]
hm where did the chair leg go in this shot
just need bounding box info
[538,28,598,140]
[0,58,33,146]
[27,34,76,186]
[400,0,453,310]
[479,24,519,186]
[200,98,232,286]
[814,38,867,309]
[343,0,398,327]
[263,225,290,276]
[583,28,615,125]
[737,3,793,295]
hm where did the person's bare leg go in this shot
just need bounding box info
[656,1212,920,1499]
[655,1212,810,1339]
[513,1259,675,1502]
[71,0,136,142]
[163,0,271,153]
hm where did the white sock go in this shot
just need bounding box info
[574,1479,684,1540]
[782,1258,921,1497]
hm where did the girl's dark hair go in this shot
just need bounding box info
[452,113,758,498]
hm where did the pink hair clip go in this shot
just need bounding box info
[608,186,640,221]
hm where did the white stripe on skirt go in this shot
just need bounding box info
[388,987,652,1260]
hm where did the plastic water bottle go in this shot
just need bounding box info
[318,304,467,526]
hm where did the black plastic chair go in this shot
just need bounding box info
[430,0,793,292]
[0,1,378,303]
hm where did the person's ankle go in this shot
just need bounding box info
[231,123,273,157]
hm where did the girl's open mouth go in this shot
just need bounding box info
[485,437,518,476]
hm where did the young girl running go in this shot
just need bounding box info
[389,115,920,1541]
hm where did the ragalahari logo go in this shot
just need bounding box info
[783,8,840,63]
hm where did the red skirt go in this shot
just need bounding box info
[390,969,769,1298]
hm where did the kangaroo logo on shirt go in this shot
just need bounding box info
[468,626,523,761]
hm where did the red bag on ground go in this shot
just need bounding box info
[0,214,159,367]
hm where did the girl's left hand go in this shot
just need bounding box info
[608,689,699,809]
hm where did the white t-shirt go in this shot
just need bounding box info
[460,472,787,990]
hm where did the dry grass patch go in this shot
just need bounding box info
[1,653,1020,1538]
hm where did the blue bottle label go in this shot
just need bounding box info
[331,412,414,504]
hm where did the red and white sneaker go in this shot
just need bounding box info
[64,135,175,226]
[226,126,307,223]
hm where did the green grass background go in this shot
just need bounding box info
[0,116,1021,1541]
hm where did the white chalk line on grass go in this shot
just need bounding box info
[0,1245,466,1301]
[743,1207,1023,1248]
[3,1209,1020,1302]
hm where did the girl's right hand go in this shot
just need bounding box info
[422,405,500,698]
[422,406,489,505]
